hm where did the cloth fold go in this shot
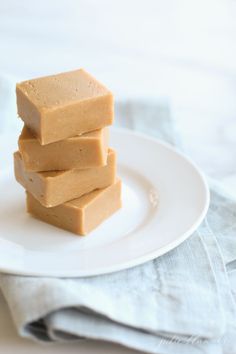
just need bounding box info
[1,99,236,354]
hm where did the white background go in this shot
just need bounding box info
[0,0,236,353]
[1,0,236,177]
[0,0,236,179]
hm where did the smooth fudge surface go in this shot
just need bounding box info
[26,179,122,235]
[16,69,114,145]
[18,125,109,172]
[14,149,116,207]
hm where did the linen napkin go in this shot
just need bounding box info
[1,98,236,354]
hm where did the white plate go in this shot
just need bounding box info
[0,128,209,277]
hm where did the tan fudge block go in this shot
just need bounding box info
[26,179,122,235]
[16,69,114,145]
[14,149,116,207]
[18,125,109,172]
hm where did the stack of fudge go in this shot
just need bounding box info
[14,69,122,235]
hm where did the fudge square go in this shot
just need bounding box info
[16,69,114,145]
[18,125,109,172]
[26,179,122,236]
[14,149,116,207]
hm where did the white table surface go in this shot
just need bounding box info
[0,0,236,352]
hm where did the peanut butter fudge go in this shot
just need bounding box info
[26,179,122,235]
[14,149,116,207]
[18,125,109,172]
[16,69,114,145]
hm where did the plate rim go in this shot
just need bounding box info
[0,127,210,277]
